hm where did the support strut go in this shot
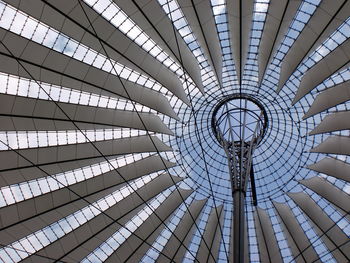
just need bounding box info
[211,95,268,263]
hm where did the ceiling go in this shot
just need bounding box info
[0,0,349,262]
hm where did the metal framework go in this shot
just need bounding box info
[212,95,267,262]
[0,0,349,262]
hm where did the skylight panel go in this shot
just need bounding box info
[282,0,319,52]
[0,1,172,97]
[182,202,211,261]
[0,173,160,262]
[0,153,155,207]
[0,1,349,262]
[81,187,174,263]
[244,0,271,84]
[292,202,333,261]
[210,0,237,87]
[0,73,153,113]
[0,128,148,151]
[141,195,195,262]
[157,0,215,75]
[83,0,185,78]
[307,18,350,67]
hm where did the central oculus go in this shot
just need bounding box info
[211,94,268,147]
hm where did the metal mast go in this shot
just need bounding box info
[212,95,267,263]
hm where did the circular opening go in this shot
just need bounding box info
[211,94,268,147]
